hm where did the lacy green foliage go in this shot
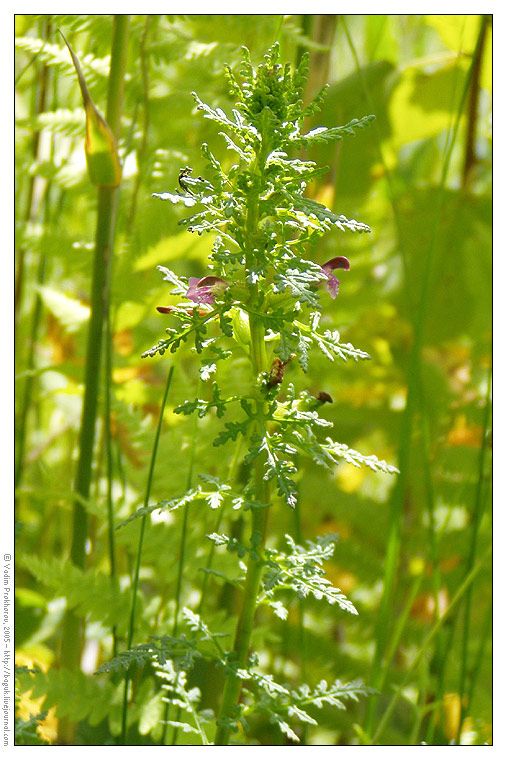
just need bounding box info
[242,677,372,743]
[207,532,358,616]
[100,608,371,744]
[261,534,358,614]
[14,14,492,747]
[15,669,50,746]
[116,477,235,529]
[98,608,223,676]
[15,711,49,746]
[19,555,131,631]
[17,666,116,725]
[16,107,86,138]
[15,36,109,87]
[155,659,214,744]
[96,633,201,675]
[134,42,395,743]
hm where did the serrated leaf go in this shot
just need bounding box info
[293,114,376,148]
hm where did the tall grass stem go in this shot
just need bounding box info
[59,16,130,744]
[121,364,175,744]
[361,17,485,736]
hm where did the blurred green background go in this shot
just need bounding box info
[15,15,491,745]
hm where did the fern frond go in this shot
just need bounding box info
[17,108,85,138]
[15,37,109,85]
[16,667,115,726]
[19,555,131,630]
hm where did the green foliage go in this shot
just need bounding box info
[15,13,491,748]
[15,669,50,746]
[155,659,214,744]
[245,677,372,743]
[129,39,394,745]
[17,666,116,725]
[19,555,131,632]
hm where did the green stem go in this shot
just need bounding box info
[293,493,308,745]
[462,16,489,188]
[166,384,200,746]
[214,187,270,745]
[172,389,200,638]
[456,362,492,742]
[465,594,492,722]
[15,17,51,497]
[14,16,50,345]
[370,546,491,745]
[424,618,456,744]
[214,326,269,745]
[60,183,119,684]
[120,364,175,744]
[59,15,129,745]
[197,435,244,618]
[104,250,118,657]
[127,15,153,231]
[362,19,485,737]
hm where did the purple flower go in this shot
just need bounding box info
[321,256,350,299]
[156,275,229,317]
[186,276,229,305]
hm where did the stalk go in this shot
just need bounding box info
[14,16,50,344]
[165,387,199,746]
[121,365,175,745]
[293,494,308,745]
[104,258,118,657]
[424,618,456,744]
[15,16,51,497]
[362,18,486,737]
[462,16,489,188]
[127,15,153,231]
[59,15,129,744]
[370,546,491,745]
[197,434,244,617]
[456,363,492,742]
[214,187,270,746]
[172,388,200,638]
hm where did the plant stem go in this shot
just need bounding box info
[59,15,129,745]
[172,388,200,638]
[127,15,153,231]
[462,16,489,188]
[456,362,491,742]
[197,435,244,618]
[166,384,200,746]
[104,248,118,657]
[294,494,308,745]
[214,500,269,746]
[121,364,175,744]
[362,20,485,737]
[14,16,50,345]
[215,305,270,742]
[15,17,51,499]
[214,177,271,744]
[370,546,491,745]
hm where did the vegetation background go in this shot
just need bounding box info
[14,14,492,745]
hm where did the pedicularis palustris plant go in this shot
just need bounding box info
[102,44,398,745]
